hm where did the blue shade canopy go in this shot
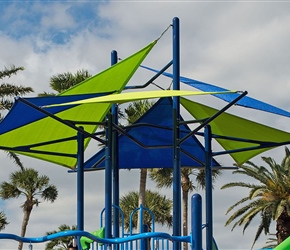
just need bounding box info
[0,93,111,134]
[141,65,290,118]
[84,97,220,170]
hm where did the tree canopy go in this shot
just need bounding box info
[0,168,58,250]
[222,147,290,248]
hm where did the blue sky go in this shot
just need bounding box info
[1,1,290,250]
[0,1,110,50]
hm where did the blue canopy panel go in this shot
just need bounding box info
[0,93,112,134]
[141,65,290,118]
[84,97,220,169]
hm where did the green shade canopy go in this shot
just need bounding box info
[0,41,156,169]
[181,97,290,165]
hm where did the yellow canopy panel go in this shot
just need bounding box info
[44,90,237,107]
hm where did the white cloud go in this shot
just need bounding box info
[40,3,76,30]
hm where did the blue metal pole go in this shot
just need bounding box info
[139,204,144,234]
[205,125,213,250]
[140,204,144,250]
[191,194,202,250]
[172,16,181,250]
[77,127,85,249]
[111,50,120,250]
[141,224,148,250]
[105,113,113,248]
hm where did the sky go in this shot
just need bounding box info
[1,1,290,249]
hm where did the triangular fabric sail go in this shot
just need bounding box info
[0,94,109,168]
[181,97,290,165]
[84,97,220,170]
[61,42,156,95]
[0,41,156,168]
[44,90,236,107]
[142,65,290,118]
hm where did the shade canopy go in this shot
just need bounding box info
[84,97,220,170]
[0,41,156,168]
[84,96,290,169]
[142,65,290,118]
[181,97,290,165]
[0,39,290,170]
[44,90,236,107]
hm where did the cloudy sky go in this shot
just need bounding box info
[1,1,290,249]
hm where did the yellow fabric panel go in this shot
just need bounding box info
[45,90,237,107]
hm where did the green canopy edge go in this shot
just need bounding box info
[180,97,290,165]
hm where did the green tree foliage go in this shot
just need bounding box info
[38,69,91,96]
[45,224,77,250]
[221,147,290,249]
[0,65,33,116]
[119,190,172,232]
[0,65,34,171]
[124,99,155,124]
[0,168,58,250]
[149,167,220,250]
[0,210,8,231]
[0,65,34,232]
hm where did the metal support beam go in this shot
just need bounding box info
[111,50,120,250]
[172,16,181,250]
[77,127,85,249]
[105,113,113,249]
[205,125,213,250]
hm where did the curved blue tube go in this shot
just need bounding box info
[0,231,191,245]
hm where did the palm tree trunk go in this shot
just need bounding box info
[138,168,148,249]
[182,175,189,250]
[276,207,290,244]
[18,202,33,250]
[138,168,147,232]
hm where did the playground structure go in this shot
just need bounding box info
[1,17,290,249]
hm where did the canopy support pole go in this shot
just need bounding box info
[111,50,120,250]
[77,127,85,249]
[172,16,181,250]
[205,125,213,250]
[105,113,113,249]
[191,193,202,250]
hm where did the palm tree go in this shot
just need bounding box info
[119,190,172,232]
[0,65,34,117]
[45,224,77,250]
[221,146,290,249]
[0,210,8,231]
[124,100,155,231]
[149,167,220,250]
[38,69,91,96]
[0,168,58,250]
[0,65,34,170]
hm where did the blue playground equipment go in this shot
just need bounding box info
[1,17,290,250]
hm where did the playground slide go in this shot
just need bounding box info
[212,237,218,250]
[274,236,290,250]
[80,227,105,250]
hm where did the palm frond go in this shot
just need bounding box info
[0,65,24,80]
[223,148,290,249]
